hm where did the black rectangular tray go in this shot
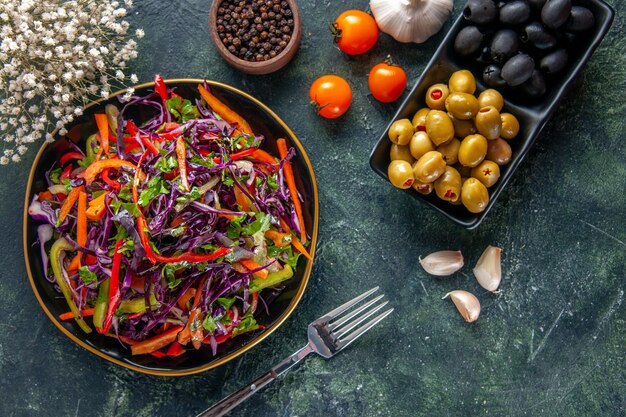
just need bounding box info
[369,0,614,229]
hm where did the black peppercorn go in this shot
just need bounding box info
[216,0,295,62]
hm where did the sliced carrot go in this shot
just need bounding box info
[177,288,196,310]
[178,277,206,346]
[94,114,110,156]
[251,149,278,165]
[276,138,306,243]
[131,326,184,355]
[176,137,189,192]
[77,191,87,246]
[38,190,53,201]
[240,259,269,279]
[279,218,313,261]
[86,193,108,221]
[234,187,252,212]
[265,230,291,248]
[290,237,313,261]
[67,254,81,275]
[197,84,253,135]
[57,186,84,226]
[60,308,95,321]
[216,208,237,221]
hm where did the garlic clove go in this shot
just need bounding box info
[473,245,502,292]
[370,0,454,44]
[443,290,480,322]
[419,250,464,276]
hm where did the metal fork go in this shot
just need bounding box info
[195,287,393,417]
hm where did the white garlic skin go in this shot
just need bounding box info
[473,245,502,292]
[444,290,481,323]
[370,0,454,44]
[419,250,464,276]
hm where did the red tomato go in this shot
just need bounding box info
[368,60,407,103]
[309,75,352,119]
[332,10,378,55]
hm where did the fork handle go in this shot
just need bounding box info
[196,345,313,417]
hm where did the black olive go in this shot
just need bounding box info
[565,6,595,32]
[463,0,498,25]
[454,26,484,57]
[521,22,557,50]
[541,0,572,29]
[483,64,507,88]
[491,30,520,64]
[528,0,547,11]
[520,69,546,97]
[499,0,531,26]
[540,48,568,74]
[501,54,535,86]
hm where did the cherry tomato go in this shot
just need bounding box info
[309,75,352,119]
[368,59,407,103]
[332,10,378,55]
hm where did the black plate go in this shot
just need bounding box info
[23,80,319,376]
[369,0,614,229]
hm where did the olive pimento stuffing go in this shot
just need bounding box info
[216,0,294,62]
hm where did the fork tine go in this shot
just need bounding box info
[333,300,389,339]
[320,287,379,321]
[337,308,394,349]
[329,294,385,331]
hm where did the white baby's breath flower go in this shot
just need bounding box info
[1,0,142,164]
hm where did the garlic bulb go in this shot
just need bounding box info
[473,245,502,292]
[370,0,453,44]
[419,250,464,276]
[443,290,480,323]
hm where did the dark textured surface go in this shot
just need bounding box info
[1,0,625,416]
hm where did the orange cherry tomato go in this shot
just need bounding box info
[368,60,407,103]
[309,75,352,119]
[332,10,378,55]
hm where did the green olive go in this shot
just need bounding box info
[390,144,415,164]
[500,113,520,140]
[474,106,502,140]
[411,108,430,131]
[477,89,504,112]
[425,84,450,110]
[445,92,479,120]
[412,180,433,195]
[471,160,501,188]
[486,138,512,165]
[436,138,461,165]
[412,151,446,183]
[425,110,454,146]
[458,134,488,167]
[388,160,415,189]
[448,69,476,94]
[461,178,489,213]
[449,113,476,138]
[434,166,462,202]
[409,131,435,160]
[388,119,414,145]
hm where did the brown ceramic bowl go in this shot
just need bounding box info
[23,79,319,376]
[208,0,302,75]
